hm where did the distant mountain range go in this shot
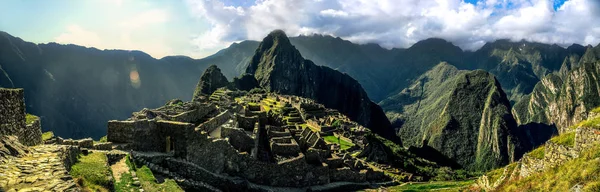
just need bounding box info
[1,30,598,142]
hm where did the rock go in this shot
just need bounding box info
[77,138,94,148]
[132,180,140,186]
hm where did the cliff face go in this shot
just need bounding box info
[246,30,397,142]
[380,63,521,171]
[192,65,230,101]
[513,60,600,133]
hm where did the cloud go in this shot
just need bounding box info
[54,9,173,58]
[55,25,103,48]
[186,0,600,52]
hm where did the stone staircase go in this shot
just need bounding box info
[0,145,80,192]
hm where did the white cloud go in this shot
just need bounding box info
[54,9,173,58]
[186,0,600,52]
[55,25,103,48]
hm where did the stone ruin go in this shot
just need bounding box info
[0,88,42,146]
[106,91,391,191]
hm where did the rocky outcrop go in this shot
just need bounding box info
[245,30,397,142]
[0,135,29,163]
[192,65,230,101]
[513,60,600,133]
[380,63,522,171]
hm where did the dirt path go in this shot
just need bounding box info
[110,156,130,181]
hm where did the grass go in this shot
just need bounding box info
[528,146,545,159]
[574,116,600,130]
[386,180,475,191]
[70,152,112,192]
[42,131,54,141]
[497,143,600,191]
[114,155,137,192]
[135,165,183,192]
[549,132,576,147]
[323,135,354,150]
[591,106,600,113]
[25,113,38,124]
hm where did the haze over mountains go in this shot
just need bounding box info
[1,29,599,143]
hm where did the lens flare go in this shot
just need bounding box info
[129,69,141,88]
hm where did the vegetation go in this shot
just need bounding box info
[98,135,108,143]
[549,132,576,147]
[385,180,475,191]
[41,131,54,141]
[70,152,113,192]
[323,135,354,150]
[528,146,545,159]
[497,144,600,191]
[591,106,600,113]
[25,113,38,124]
[135,165,183,192]
[573,115,600,130]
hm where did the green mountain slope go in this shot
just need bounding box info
[379,63,521,171]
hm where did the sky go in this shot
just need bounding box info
[0,0,598,59]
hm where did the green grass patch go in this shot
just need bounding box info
[575,116,600,130]
[42,131,54,141]
[528,145,545,159]
[135,165,183,192]
[549,132,576,147]
[323,135,354,150]
[99,135,108,143]
[25,113,38,124]
[387,180,475,191]
[70,152,112,192]
[591,106,600,113]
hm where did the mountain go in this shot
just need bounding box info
[191,65,230,101]
[0,31,209,139]
[513,58,600,133]
[245,30,397,142]
[193,36,589,107]
[379,62,522,171]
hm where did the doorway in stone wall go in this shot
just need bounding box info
[166,136,175,153]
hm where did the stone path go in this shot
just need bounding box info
[0,145,79,192]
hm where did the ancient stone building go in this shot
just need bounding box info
[106,92,388,190]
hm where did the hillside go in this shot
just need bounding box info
[379,62,521,171]
[476,111,600,191]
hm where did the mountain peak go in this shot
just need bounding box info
[261,29,293,50]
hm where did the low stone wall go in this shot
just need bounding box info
[59,137,94,148]
[170,103,216,123]
[23,118,42,146]
[197,110,231,133]
[94,142,113,150]
[518,155,544,178]
[221,127,254,153]
[270,140,301,156]
[236,114,258,131]
[60,145,81,172]
[574,127,600,153]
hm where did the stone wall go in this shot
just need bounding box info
[0,88,41,146]
[169,103,216,123]
[574,127,600,153]
[221,127,254,153]
[236,114,258,131]
[197,110,231,133]
[23,118,42,146]
[270,138,301,156]
[107,120,135,143]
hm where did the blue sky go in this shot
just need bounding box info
[0,0,597,59]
